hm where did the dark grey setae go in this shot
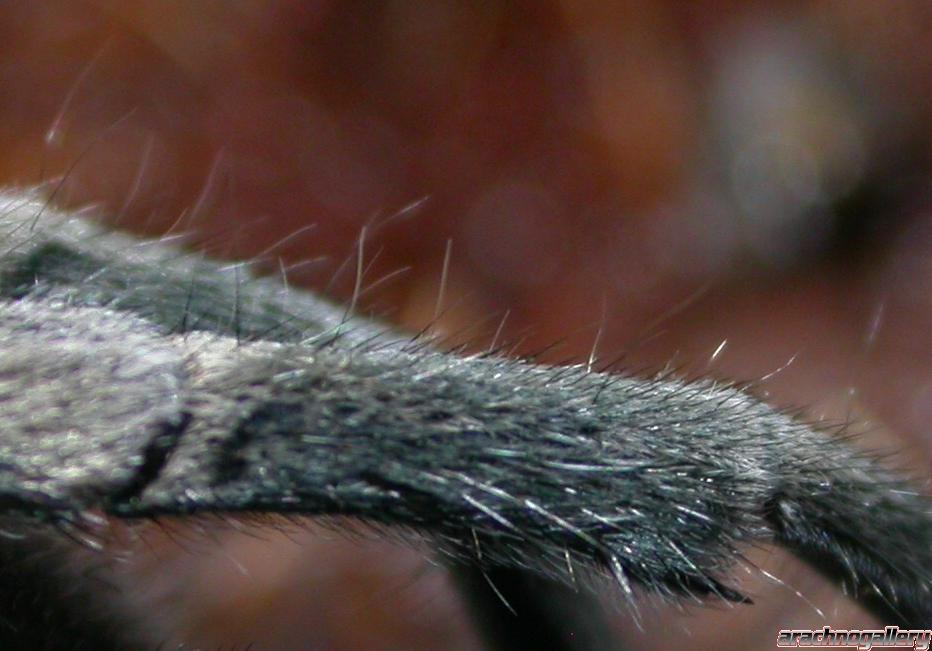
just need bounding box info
[0,189,929,650]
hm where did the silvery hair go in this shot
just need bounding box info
[0,190,929,649]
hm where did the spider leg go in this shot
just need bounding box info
[2,192,930,649]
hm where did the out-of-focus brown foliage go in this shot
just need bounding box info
[2,2,931,649]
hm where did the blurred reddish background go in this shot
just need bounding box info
[1,2,931,649]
